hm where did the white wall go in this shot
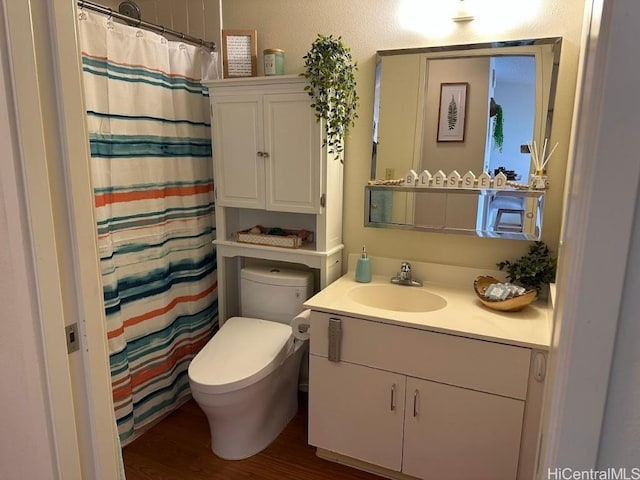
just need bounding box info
[221,0,585,271]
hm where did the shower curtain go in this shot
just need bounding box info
[78,10,218,445]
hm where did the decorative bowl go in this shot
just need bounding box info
[473,276,537,312]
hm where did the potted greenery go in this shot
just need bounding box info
[497,241,557,296]
[490,97,504,153]
[302,34,359,163]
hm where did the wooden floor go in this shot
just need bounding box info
[123,394,384,480]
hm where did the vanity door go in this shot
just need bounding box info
[308,355,406,472]
[403,376,525,480]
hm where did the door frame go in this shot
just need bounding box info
[539,0,640,474]
[3,0,120,477]
[7,0,636,477]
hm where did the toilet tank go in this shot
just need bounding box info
[240,266,314,324]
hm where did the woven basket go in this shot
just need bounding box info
[473,276,537,312]
[236,228,313,249]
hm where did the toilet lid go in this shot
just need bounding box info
[188,317,293,395]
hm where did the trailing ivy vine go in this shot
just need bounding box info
[493,103,504,152]
[302,34,359,163]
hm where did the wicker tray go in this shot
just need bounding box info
[473,276,537,312]
[236,227,313,249]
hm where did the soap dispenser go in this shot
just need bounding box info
[355,246,372,283]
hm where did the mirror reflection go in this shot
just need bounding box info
[369,37,562,239]
[366,186,545,240]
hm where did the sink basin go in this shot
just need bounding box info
[348,284,447,313]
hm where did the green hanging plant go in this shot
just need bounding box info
[302,34,359,163]
[497,241,557,294]
[493,103,504,153]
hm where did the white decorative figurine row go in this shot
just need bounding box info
[404,169,508,189]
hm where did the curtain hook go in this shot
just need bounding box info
[78,0,87,20]
[106,8,115,29]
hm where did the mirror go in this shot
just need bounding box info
[369,37,562,239]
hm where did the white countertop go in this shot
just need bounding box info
[304,272,553,350]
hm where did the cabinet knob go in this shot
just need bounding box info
[256,151,270,158]
[257,151,264,157]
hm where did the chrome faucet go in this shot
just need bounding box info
[390,262,423,287]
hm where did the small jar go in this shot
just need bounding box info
[263,49,285,76]
[529,169,548,190]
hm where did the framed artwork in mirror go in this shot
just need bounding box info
[437,82,468,142]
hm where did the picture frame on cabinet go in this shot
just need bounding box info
[221,29,257,78]
[437,82,468,142]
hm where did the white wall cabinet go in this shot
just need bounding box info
[212,91,321,214]
[203,76,344,321]
[308,311,546,480]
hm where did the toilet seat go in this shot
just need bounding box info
[188,317,293,395]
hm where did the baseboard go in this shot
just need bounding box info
[315,448,419,480]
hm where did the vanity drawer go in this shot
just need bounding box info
[309,311,531,400]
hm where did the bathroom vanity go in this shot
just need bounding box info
[304,257,552,480]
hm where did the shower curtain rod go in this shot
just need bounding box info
[77,0,216,51]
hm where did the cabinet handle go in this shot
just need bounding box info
[262,152,269,158]
[257,151,264,157]
[413,389,419,417]
[390,384,396,411]
[533,352,546,382]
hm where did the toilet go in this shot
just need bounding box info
[187,265,313,460]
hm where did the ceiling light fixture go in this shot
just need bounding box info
[452,0,475,22]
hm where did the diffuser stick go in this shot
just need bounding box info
[531,141,541,171]
[541,142,559,171]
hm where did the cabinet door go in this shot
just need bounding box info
[211,94,265,209]
[403,377,524,480]
[263,93,321,213]
[308,355,405,471]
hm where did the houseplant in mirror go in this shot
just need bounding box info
[302,34,359,163]
[490,97,504,153]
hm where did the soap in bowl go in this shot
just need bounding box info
[473,276,536,312]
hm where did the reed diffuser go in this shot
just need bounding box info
[527,138,558,189]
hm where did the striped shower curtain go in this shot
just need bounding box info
[78,10,218,445]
